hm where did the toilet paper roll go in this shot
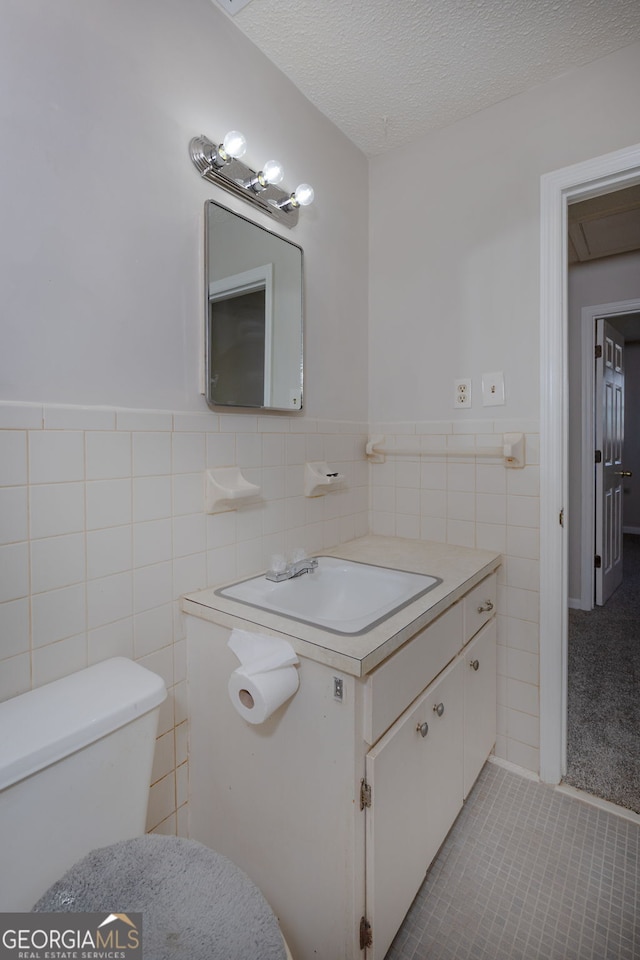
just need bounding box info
[228,629,298,675]
[227,629,300,724]
[228,665,300,724]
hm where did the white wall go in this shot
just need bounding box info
[0,0,369,838]
[368,42,640,773]
[3,0,640,806]
[0,0,369,420]
[368,41,640,424]
[567,251,640,600]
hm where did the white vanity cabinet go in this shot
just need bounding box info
[186,550,498,960]
[363,576,496,959]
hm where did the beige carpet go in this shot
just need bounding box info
[564,534,640,813]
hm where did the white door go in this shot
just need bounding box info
[595,318,625,605]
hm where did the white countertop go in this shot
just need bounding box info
[182,536,501,677]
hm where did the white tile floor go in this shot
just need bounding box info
[386,763,639,960]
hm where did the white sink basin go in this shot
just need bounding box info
[215,557,441,635]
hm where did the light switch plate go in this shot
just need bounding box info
[482,372,505,406]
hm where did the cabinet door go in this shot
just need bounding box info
[365,662,463,960]
[463,618,497,798]
[463,572,497,643]
[422,663,464,866]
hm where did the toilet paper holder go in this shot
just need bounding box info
[227,629,300,725]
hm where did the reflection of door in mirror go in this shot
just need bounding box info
[205,201,304,411]
[208,265,273,407]
[209,291,265,406]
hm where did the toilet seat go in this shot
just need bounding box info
[34,834,291,960]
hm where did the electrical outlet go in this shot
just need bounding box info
[454,379,472,409]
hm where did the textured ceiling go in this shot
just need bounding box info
[217,0,640,157]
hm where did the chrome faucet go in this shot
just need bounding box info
[266,555,318,582]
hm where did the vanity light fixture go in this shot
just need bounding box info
[275,183,315,210]
[212,130,247,166]
[189,132,313,228]
[244,158,285,192]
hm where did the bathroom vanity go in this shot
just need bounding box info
[184,536,500,960]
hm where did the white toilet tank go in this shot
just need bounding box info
[0,657,167,911]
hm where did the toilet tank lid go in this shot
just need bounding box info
[0,658,167,791]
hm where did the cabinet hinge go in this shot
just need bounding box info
[359,916,373,951]
[594,555,602,569]
[595,450,602,464]
[595,344,603,359]
[360,778,372,810]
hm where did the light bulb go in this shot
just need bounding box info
[261,160,284,186]
[293,183,314,207]
[220,130,246,160]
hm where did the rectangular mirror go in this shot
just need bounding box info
[205,200,304,410]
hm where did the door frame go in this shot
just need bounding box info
[578,299,640,611]
[539,141,640,785]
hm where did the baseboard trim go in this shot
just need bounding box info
[555,783,640,825]
[488,754,540,783]
[489,756,640,822]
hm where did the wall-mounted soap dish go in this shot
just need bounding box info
[304,461,345,497]
[206,467,261,514]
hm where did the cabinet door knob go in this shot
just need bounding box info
[470,659,480,671]
[416,721,429,738]
[477,600,494,613]
[433,702,444,717]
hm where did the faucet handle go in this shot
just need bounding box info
[290,546,308,563]
[269,554,287,575]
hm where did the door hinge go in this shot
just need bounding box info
[360,778,372,810]
[595,450,602,464]
[595,344,602,359]
[594,555,602,569]
[559,508,564,527]
[359,916,373,951]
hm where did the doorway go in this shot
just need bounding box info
[573,301,640,612]
[538,141,640,787]
[564,300,640,811]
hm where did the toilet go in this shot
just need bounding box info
[0,657,293,960]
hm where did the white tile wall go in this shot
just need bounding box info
[369,420,541,774]
[31,533,86,593]
[30,483,85,539]
[0,487,28,544]
[0,401,369,834]
[0,403,539,817]
[29,431,85,483]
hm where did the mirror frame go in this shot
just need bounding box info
[204,200,304,412]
